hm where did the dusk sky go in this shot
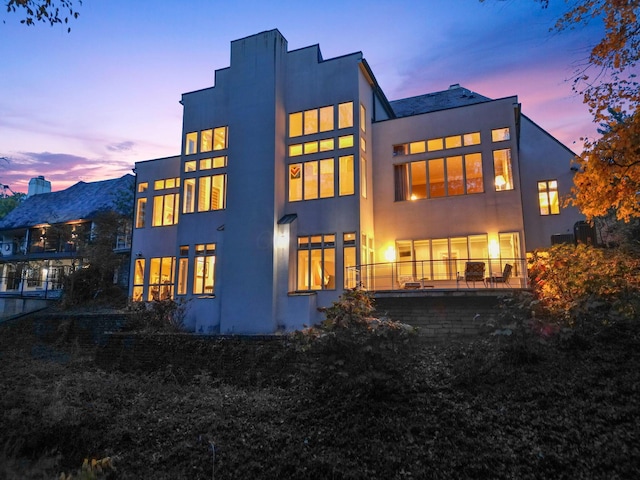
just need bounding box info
[0,0,602,193]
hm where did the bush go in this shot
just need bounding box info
[289,289,419,399]
[124,298,189,333]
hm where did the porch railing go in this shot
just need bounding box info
[346,257,528,291]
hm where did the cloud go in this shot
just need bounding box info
[106,141,135,152]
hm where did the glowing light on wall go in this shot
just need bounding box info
[489,239,500,258]
[384,246,396,262]
[275,231,289,249]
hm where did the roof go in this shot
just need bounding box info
[390,84,492,118]
[0,174,135,231]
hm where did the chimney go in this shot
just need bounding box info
[27,176,51,197]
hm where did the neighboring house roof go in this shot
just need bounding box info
[390,84,491,117]
[0,174,134,231]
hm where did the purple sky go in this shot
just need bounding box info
[0,0,601,193]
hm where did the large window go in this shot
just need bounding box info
[193,243,215,294]
[184,126,228,155]
[135,198,147,228]
[148,257,175,301]
[132,258,145,301]
[288,157,354,202]
[152,193,179,226]
[198,174,226,211]
[394,153,484,201]
[393,131,481,157]
[338,102,353,129]
[493,149,514,191]
[339,155,354,196]
[289,105,334,138]
[177,245,189,295]
[297,234,335,290]
[538,180,560,215]
[491,127,510,142]
[343,232,357,289]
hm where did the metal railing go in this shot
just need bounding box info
[346,257,528,291]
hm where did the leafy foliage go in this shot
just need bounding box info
[289,289,419,399]
[124,298,189,333]
[528,243,640,325]
[0,191,25,219]
[5,0,81,32]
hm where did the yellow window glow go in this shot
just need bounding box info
[201,129,213,152]
[339,155,354,196]
[338,102,353,129]
[338,135,354,149]
[289,112,303,138]
[319,106,334,132]
[427,138,444,151]
[289,144,303,157]
[304,109,318,135]
[289,164,302,202]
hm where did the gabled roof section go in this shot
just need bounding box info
[0,174,135,231]
[391,84,492,118]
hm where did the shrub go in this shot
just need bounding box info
[124,298,189,333]
[289,289,419,399]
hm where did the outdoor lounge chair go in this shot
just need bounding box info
[458,261,486,288]
[487,263,513,287]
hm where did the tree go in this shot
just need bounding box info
[0,192,26,220]
[547,0,640,222]
[4,0,81,32]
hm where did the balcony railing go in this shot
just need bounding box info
[346,257,528,291]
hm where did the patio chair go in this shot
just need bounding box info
[487,263,513,287]
[458,261,486,288]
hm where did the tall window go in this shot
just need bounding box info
[132,258,145,301]
[493,149,514,191]
[289,106,334,138]
[538,180,560,215]
[338,102,353,129]
[360,156,367,199]
[360,104,366,132]
[184,127,227,154]
[148,257,175,301]
[193,243,215,294]
[297,235,335,290]
[198,174,226,211]
[135,198,147,228]
[343,232,357,289]
[183,179,195,213]
[177,245,189,295]
[152,193,179,226]
[339,155,354,196]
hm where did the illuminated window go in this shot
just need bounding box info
[463,132,481,146]
[154,179,165,190]
[289,144,303,156]
[319,106,334,132]
[304,141,318,154]
[200,158,212,170]
[427,138,444,151]
[138,182,148,193]
[152,193,179,226]
[447,156,464,196]
[410,161,427,200]
[304,109,318,135]
[148,256,175,301]
[338,102,353,129]
[153,177,180,190]
[538,180,560,215]
[185,132,197,155]
[393,144,409,156]
[319,138,334,152]
[409,141,426,154]
[185,161,196,172]
[132,258,145,302]
[429,158,445,198]
[201,129,213,152]
[445,135,462,149]
[491,127,510,142]
[200,156,227,170]
[213,127,227,150]
[135,198,147,228]
[289,164,302,202]
[465,153,484,194]
[343,232,357,289]
[360,156,367,199]
[193,243,215,294]
[338,135,353,149]
[289,112,302,137]
[198,174,226,211]
[339,155,354,196]
[360,137,366,152]
[493,149,514,191]
[360,104,366,132]
[297,234,336,290]
[177,246,189,295]
[183,178,195,214]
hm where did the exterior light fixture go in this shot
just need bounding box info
[488,239,500,258]
[384,246,396,262]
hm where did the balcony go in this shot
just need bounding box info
[346,257,528,291]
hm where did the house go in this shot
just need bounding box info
[130,29,584,334]
[0,174,135,298]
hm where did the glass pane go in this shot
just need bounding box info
[319,106,334,132]
[493,149,514,191]
[339,155,354,196]
[427,138,443,151]
[447,156,464,196]
[152,196,163,226]
[138,182,148,193]
[304,109,318,135]
[204,256,215,293]
[319,138,334,151]
[338,102,353,129]
[465,153,484,194]
[213,127,227,150]
[304,161,318,200]
[360,156,367,199]
[445,135,462,149]
[289,112,302,137]
[491,127,510,142]
[200,158,212,170]
[184,161,196,172]
[213,156,226,168]
[200,129,213,152]
[289,164,302,202]
[198,176,211,212]
[310,249,323,290]
[304,141,318,154]
[135,198,146,228]
[185,132,197,155]
[193,257,204,294]
[396,240,413,277]
[177,258,188,295]
[183,179,195,213]
[463,132,481,146]
[428,158,445,198]
[211,174,225,210]
[431,238,450,280]
[344,246,356,289]
[360,103,366,132]
[414,240,431,280]
[338,135,354,149]
[450,237,468,276]
[134,259,145,285]
[469,235,488,261]
[289,144,303,156]
[409,141,426,154]
[324,248,335,289]
[320,159,334,198]
[163,194,175,225]
[297,250,309,290]
[410,161,427,200]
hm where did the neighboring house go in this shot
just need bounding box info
[130,29,584,334]
[0,175,134,298]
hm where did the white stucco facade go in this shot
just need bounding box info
[129,29,584,334]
